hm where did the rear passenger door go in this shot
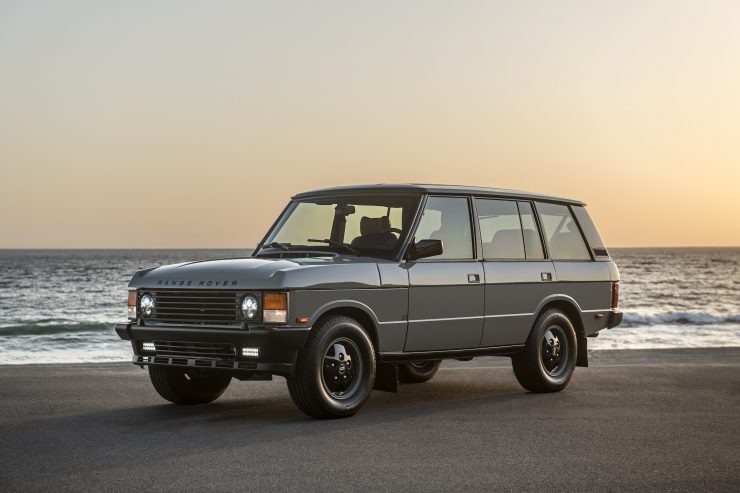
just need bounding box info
[535,202,612,335]
[476,199,556,347]
[404,196,485,352]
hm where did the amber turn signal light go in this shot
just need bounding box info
[263,293,288,324]
[263,293,287,310]
[127,290,137,320]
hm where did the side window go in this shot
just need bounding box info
[475,199,525,259]
[571,205,609,257]
[536,202,591,260]
[414,196,474,259]
[517,202,545,259]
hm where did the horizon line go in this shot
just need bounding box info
[1,246,739,251]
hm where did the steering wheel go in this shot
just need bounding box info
[382,228,403,236]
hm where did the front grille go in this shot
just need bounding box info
[148,290,241,325]
[152,340,237,360]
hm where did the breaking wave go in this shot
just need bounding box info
[0,322,114,336]
[621,311,740,327]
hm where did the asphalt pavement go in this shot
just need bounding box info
[1,348,738,491]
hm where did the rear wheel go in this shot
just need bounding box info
[512,309,577,393]
[399,360,441,383]
[287,315,375,419]
[148,366,231,404]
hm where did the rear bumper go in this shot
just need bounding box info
[115,322,311,377]
[607,310,623,329]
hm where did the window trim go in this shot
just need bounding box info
[396,194,428,262]
[530,201,551,260]
[517,200,547,261]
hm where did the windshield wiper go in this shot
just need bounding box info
[307,239,358,255]
[263,242,291,251]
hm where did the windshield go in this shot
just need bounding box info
[259,194,421,259]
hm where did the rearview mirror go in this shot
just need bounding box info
[334,204,356,216]
[407,239,443,261]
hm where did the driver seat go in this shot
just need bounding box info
[350,216,397,250]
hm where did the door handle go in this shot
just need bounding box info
[541,272,553,281]
[468,274,481,283]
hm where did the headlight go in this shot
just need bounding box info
[241,295,259,320]
[140,293,155,317]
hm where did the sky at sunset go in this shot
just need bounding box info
[1,0,739,248]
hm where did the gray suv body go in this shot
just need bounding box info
[116,184,622,418]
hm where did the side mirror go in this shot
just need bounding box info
[407,239,443,261]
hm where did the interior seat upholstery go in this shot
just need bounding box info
[430,218,471,258]
[350,216,397,250]
[487,229,525,259]
[549,228,588,258]
[522,229,543,257]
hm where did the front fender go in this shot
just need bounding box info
[309,299,382,330]
[291,288,408,353]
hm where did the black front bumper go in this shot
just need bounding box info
[115,322,311,377]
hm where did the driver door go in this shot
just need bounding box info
[404,196,485,352]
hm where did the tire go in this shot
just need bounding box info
[148,366,231,405]
[399,360,441,383]
[287,315,375,419]
[511,309,578,393]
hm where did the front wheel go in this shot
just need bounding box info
[512,309,577,393]
[399,360,441,383]
[148,366,231,404]
[287,315,375,419]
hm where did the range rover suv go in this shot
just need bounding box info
[116,184,622,418]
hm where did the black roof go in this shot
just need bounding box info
[293,183,584,205]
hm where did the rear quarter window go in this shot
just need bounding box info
[571,206,609,258]
[536,202,591,261]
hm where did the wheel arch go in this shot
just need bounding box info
[309,300,380,351]
[533,295,589,367]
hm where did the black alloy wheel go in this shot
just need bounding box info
[512,309,577,393]
[399,360,442,383]
[541,326,569,377]
[287,315,375,419]
[322,338,363,399]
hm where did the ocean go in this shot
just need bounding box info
[0,248,738,364]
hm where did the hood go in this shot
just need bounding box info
[129,256,382,290]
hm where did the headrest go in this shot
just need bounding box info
[360,216,390,236]
[522,229,540,247]
[489,229,525,258]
